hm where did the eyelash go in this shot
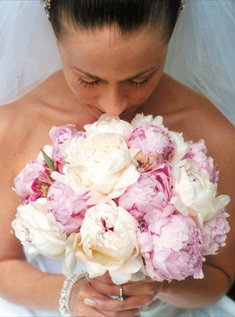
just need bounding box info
[77,78,99,88]
[130,78,150,88]
[77,77,150,88]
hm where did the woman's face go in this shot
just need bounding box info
[58,24,168,117]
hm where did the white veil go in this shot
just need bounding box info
[0,0,234,125]
[165,0,235,126]
[0,1,61,104]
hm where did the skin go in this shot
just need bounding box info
[0,22,234,317]
[57,25,167,118]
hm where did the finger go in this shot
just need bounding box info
[79,281,110,301]
[76,279,144,316]
[89,278,119,297]
[92,273,151,285]
[88,295,154,312]
[74,283,109,317]
[90,278,159,297]
[74,302,107,317]
[100,308,140,317]
[92,272,114,284]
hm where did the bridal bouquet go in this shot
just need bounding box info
[12,114,230,285]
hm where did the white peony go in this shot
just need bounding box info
[171,160,230,224]
[74,200,145,285]
[131,113,164,129]
[12,198,68,257]
[63,132,139,198]
[84,114,133,138]
[169,131,189,164]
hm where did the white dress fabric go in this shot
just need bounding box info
[0,0,234,316]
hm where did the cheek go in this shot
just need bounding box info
[127,89,151,105]
[128,74,163,105]
[71,85,98,101]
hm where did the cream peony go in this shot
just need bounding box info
[12,198,68,257]
[74,200,145,285]
[131,113,164,129]
[171,160,230,223]
[63,132,139,198]
[84,114,133,137]
[169,131,189,164]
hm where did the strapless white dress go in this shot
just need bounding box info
[0,251,234,317]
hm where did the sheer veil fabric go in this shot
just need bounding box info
[0,1,234,126]
[0,1,235,126]
[0,1,235,316]
[0,1,61,105]
[165,0,235,126]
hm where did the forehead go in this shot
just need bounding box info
[58,25,167,77]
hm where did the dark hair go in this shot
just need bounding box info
[49,0,181,42]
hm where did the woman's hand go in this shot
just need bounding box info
[70,273,161,317]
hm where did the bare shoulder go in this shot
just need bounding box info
[0,71,77,173]
[143,74,234,146]
[0,99,49,175]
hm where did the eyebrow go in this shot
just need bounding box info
[72,66,158,81]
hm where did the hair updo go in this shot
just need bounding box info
[49,0,181,42]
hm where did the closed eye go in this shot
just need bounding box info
[128,77,150,88]
[77,77,100,88]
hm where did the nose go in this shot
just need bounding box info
[98,86,128,116]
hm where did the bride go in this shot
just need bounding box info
[0,1,234,316]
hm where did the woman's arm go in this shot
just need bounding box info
[0,109,70,312]
[157,263,232,308]
[0,128,65,311]
[0,259,65,311]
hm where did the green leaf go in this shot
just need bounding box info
[41,149,56,171]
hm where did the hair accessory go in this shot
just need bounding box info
[179,0,186,10]
[42,0,52,18]
[59,272,86,317]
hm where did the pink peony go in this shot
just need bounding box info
[49,125,80,164]
[184,140,217,183]
[126,124,174,170]
[138,214,204,281]
[118,162,174,219]
[47,181,91,233]
[201,211,230,255]
[14,160,51,203]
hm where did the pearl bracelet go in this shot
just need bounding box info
[59,272,86,317]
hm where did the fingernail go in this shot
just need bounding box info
[84,298,96,306]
